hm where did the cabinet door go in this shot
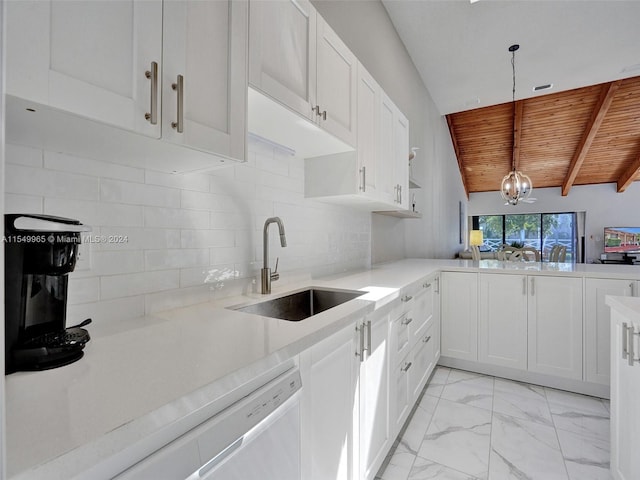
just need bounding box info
[359,315,391,480]
[441,272,479,361]
[300,324,358,480]
[379,92,398,205]
[528,276,583,380]
[249,0,316,122]
[356,63,381,200]
[394,109,410,210]
[479,274,528,370]
[6,0,162,138]
[391,356,411,439]
[162,0,247,159]
[585,278,634,386]
[610,311,640,480]
[316,15,357,147]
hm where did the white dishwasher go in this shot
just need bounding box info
[117,367,302,480]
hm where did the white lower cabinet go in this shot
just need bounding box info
[358,313,391,480]
[609,298,640,480]
[441,271,478,361]
[300,323,359,480]
[527,275,583,380]
[585,278,635,386]
[479,273,528,370]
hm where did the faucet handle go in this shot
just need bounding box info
[271,257,280,282]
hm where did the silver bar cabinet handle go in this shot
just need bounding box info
[313,105,321,117]
[423,335,431,343]
[401,362,412,372]
[530,277,535,296]
[399,185,402,204]
[356,323,365,361]
[402,316,413,326]
[631,282,636,297]
[401,295,413,302]
[435,277,439,293]
[623,322,628,359]
[366,320,372,353]
[145,61,158,125]
[322,110,327,121]
[629,324,635,367]
[522,276,526,295]
[360,166,366,192]
[171,74,184,133]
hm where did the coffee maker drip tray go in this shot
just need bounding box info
[12,327,91,371]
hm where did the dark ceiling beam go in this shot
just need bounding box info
[561,80,622,196]
[512,100,524,170]
[617,149,640,192]
[446,114,469,199]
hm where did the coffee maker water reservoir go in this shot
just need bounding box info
[4,214,92,373]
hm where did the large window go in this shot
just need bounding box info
[473,212,577,262]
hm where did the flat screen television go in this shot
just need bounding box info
[604,227,640,254]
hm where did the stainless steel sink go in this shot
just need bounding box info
[230,287,366,321]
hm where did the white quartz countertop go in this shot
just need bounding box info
[6,258,640,479]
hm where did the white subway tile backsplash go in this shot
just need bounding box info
[92,251,145,276]
[45,151,145,183]
[67,276,100,304]
[101,179,181,208]
[144,170,210,192]
[145,248,210,271]
[6,164,100,201]
[45,198,144,227]
[5,144,43,167]
[180,190,236,212]
[144,206,210,229]
[180,230,235,249]
[5,194,43,214]
[5,140,371,324]
[94,227,181,251]
[101,270,180,299]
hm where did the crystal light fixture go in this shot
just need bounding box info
[500,44,533,206]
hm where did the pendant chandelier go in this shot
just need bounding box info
[500,44,533,206]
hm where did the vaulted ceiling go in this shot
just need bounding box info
[446,75,640,197]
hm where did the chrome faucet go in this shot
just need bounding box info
[261,217,287,294]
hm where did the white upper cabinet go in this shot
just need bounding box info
[356,64,381,200]
[379,93,397,206]
[394,108,410,210]
[162,0,247,159]
[249,0,356,150]
[5,0,247,172]
[249,0,317,121]
[315,15,357,147]
[6,0,163,138]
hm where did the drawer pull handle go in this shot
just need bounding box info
[402,317,413,326]
[401,362,412,372]
[423,335,431,343]
[623,322,629,359]
[423,282,431,288]
[401,295,413,302]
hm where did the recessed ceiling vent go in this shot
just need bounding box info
[533,83,553,92]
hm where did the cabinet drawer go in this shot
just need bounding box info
[409,323,437,401]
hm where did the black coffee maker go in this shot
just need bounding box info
[5,214,92,373]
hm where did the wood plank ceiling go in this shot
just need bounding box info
[446,75,640,197]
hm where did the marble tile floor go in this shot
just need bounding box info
[375,367,611,480]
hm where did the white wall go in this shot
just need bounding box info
[4,140,371,326]
[468,182,640,263]
[313,0,466,261]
